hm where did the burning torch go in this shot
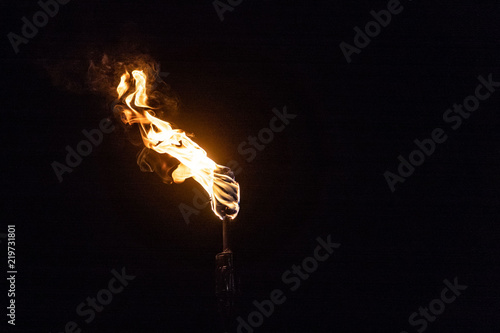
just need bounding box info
[112,67,240,331]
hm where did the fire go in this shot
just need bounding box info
[115,69,240,220]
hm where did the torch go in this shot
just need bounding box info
[113,67,240,332]
[213,169,239,332]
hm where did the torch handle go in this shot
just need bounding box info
[217,215,236,331]
[215,250,236,332]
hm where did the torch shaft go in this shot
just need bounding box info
[222,216,230,252]
[217,216,236,332]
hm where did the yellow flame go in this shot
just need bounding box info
[116,70,240,220]
[116,72,130,99]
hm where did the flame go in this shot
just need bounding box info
[115,70,240,220]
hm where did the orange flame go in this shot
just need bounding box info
[115,70,240,220]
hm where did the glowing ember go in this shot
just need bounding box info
[115,69,240,220]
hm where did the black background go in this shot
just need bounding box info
[1,0,500,332]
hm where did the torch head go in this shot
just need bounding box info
[213,166,240,220]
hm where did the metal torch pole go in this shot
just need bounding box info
[222,216,229,252]
[216,216,236,332]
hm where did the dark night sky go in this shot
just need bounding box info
[2,1,500,332]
